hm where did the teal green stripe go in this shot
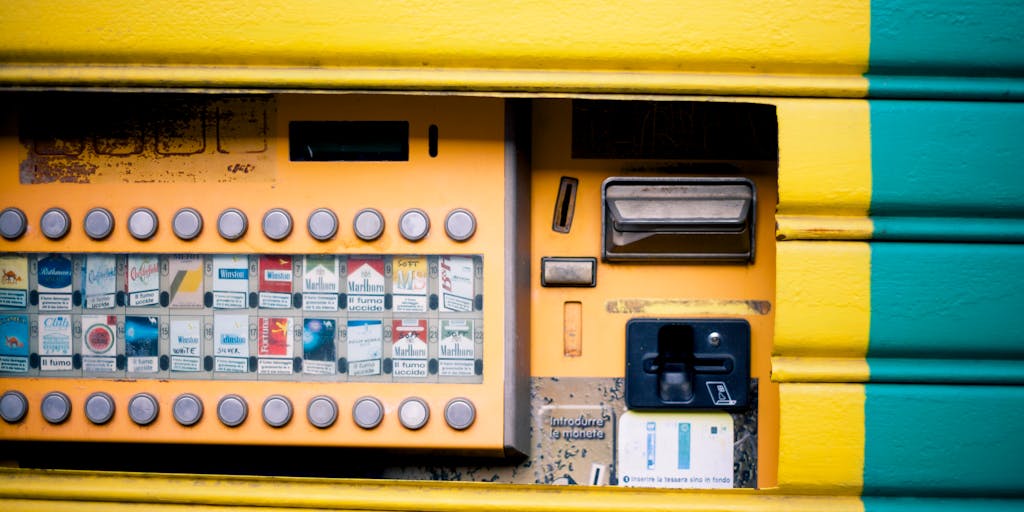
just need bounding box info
[868,243,1024,359]
[869,0,1024,78]
[867,359,1024,385]
[872,217,1024,242]
[866,76,1024,100]
[864,384,1024,496]
[870,101,1024,218]
[865,497,1024,512]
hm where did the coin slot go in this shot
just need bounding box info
[428,124,439,157]
[552,177,578,233]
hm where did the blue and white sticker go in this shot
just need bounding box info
[0,315,29,373]
[346,319,382,376]
[617,411,733,489]
[214,314,249,372]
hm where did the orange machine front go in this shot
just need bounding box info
[0,94,529,455]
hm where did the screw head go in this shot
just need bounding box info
[708,332,722,347]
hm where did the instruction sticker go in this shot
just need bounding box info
[214,314,249,372]
[392,319,428,378]
[303,255,338,312]
[125,315,159,373]
[302,318,336,375]
[37,254,73,311]
[81,315,117,373]
[258,255,293,309]
[257,317,294,374]
[347,319,382,376]
[346,257,385,313]
[617,411,733,489]
[439,256,474,312]
[39,314,73,371]
[83,254,117,309]
[393,256,428,313]
[167,255,204,308]
[0,255,28,309]
[212,255,249,309]
[169,318,202,372]
[125,254,160,307]
[0,315,29,373]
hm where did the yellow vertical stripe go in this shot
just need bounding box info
[775,99,873,240]
[777,383,865,493]
[775,241,872,363]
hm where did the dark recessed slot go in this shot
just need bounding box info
[552,176,579,233]
[428,124,439,157]
[572,100,777,160]
[289,121,409,161]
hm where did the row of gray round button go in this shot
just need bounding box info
[0,391,475,431]
[0,207,477,243]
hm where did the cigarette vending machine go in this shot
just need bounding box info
[0,92,776,488]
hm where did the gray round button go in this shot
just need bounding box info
[352,396,384,429]
[444,209,476,242]
[307,208,338,241]
[262,395,293,428]
[172,208,203,240]
[217,395,248,427]
[128,208,159,240]
[128,393,159,426]
[0,391,28,423]
[444,398,476,431]
[217,208,248,241]
[85,392,116,425]
[307,396,338,429]
[398,397,430,430]
[262,208,293,241]
[40,208,71,240]
[353,208,385,241]
[84,208,115,240]
[41,391,71,424]
[0,208,27,240]
[173,394,203,426]
[398,209,430,242]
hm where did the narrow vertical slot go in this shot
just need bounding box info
[428,124,439,157]
[552,176,578,233]
[563,301,582,357]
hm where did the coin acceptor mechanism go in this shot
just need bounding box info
[0,94,777,487]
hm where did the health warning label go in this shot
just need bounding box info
[213,256,249,309]
[303,255,338,312]
[347,258,385,313]
[83,254,116,309]
[617,411,733,489]
[439,256,474,312]
[259,255,293,309]
[392,256,427,313]
[37,254,73,311]
[392,319,428,378]
[125,255,160,307]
